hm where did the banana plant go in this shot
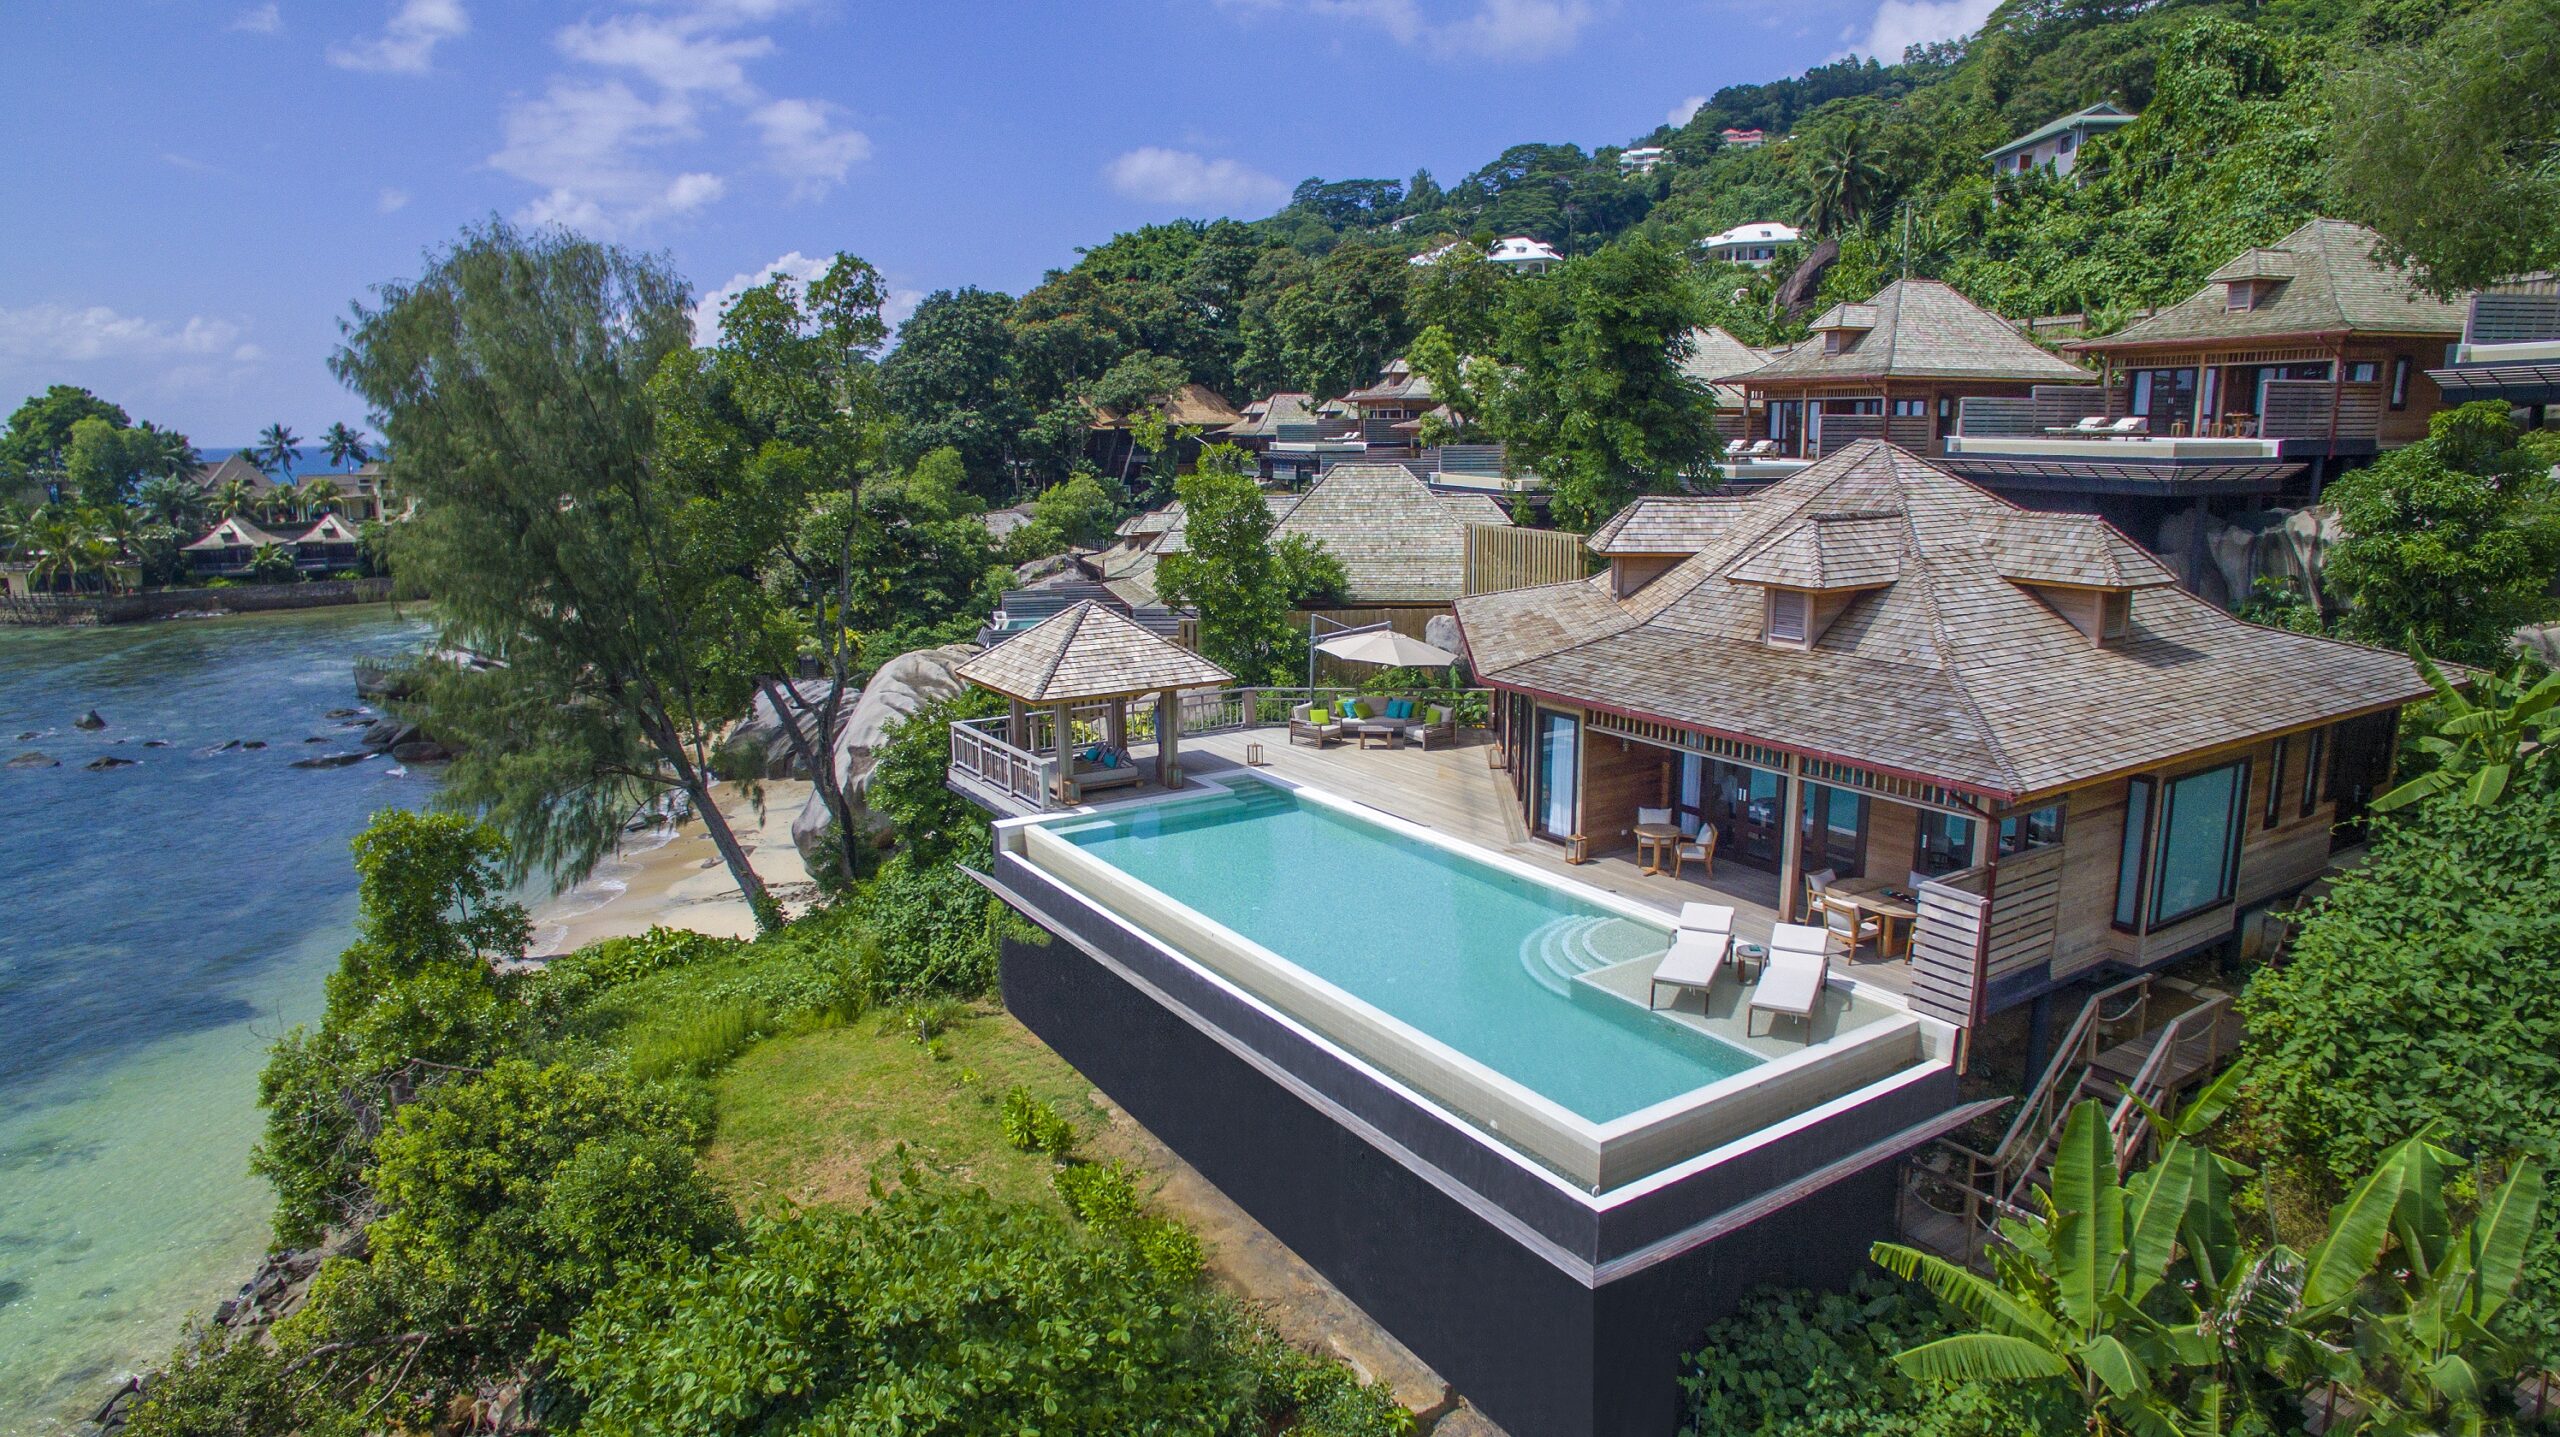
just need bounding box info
[2250,1128,2545,1434]
[1875,1098,2237,1437]
[2372,650,2560,811]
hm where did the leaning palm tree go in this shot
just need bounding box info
[259,481,305,526]
[298,477,344,518]
[321,422,371,472]
[1805,121,1885,237]
[0,499,30,561]
[147,425,203,483]
[254,422,302,486]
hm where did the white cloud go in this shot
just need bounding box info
[231,3,281,34]
[327,0,468,74]
[489,1,866,233]
[751,99,870,199]
[376,187,411,213]
[0,304,260,366]
[1217,0,1599,61]
[556,13,773,99]
[1105,147,1288,211]
[1669,95,1706,126]
[1844,0,1995,60]
[688,252,919,345]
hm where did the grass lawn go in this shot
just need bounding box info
[702,1001,1111,1217]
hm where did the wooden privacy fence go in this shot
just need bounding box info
[1462,523,1589,596]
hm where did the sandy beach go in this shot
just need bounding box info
[530,779,820,956]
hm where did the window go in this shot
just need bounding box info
[2302,726,2327,813]
[2390,356,2412,410]
[1766,589,1809,644]
[1917,812,1977,874]
[2113,778,2152,930]
[1893,398,1928,417]
[2348,360,2380,384]
[2226,281,2257,312]
[2150,761,2249,927]
[1999,804,2063,855]
[2265,738,2288,828]
[1534,711,1579,839]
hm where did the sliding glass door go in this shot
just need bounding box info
[1534,711,1579,841]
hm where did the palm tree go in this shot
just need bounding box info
[1805,121,1885,237]
[145,425,203,483]
[134,475,209,532]
[210,478,258,521]
[321,422,371,472]
[253,422,302,486]
[299,477,344,519]
[259,480,305,526]
[27,510,109,594]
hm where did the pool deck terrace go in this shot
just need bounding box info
[1072,726,1924,1008]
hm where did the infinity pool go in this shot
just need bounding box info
[1046,782,1760,1122]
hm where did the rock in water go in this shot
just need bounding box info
[85,755,137,770]
[324,707,362,719]
[7,752,59,769]
[240,740,266,750]
[73,710,106,731]
[389,738,450,763]
[143,739,170,748]
[359,718,418,751]
[15,731,38,742]
[290,751,371,769]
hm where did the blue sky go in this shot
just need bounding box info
[0,0,1992,447]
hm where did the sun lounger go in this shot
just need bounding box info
[1749,923,1831,1037]
[1647,902,1738,1009]
[2107,416,2148,435]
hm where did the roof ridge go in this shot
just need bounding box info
[1895,455,2028,793]
[1032,601,1086,697]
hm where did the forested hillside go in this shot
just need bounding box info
[882,0,2554,513]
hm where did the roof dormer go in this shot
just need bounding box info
[2208,249,2294,313]
[1727,511,1902,649]
[1995,515,2177,646]
[1809,302,1878,356]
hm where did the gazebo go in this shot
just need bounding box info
[955,599,1235,804]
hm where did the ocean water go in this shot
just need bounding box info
[0,606,434,1433]
[1050,783,1757,1123]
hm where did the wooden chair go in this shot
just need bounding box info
[1672,823,1717,879]
[1819,894,1881,958]
[1803,866,1838,914]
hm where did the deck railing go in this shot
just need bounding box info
[2259,379,2382,441]
[2467,290,2560,346]
[949,718,1052,811]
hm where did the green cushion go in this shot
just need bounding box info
[1308,708,1329,724]
[1339,699,1363,719]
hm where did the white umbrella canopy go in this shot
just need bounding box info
[1314,627,1459,668]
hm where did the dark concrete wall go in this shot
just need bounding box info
[997,896,1948,1437]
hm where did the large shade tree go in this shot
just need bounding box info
[331,221,805,926]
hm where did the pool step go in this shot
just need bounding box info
[1520,915,1628,996]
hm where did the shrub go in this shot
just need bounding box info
[2237,785,2560,1360]
[625,997,777,1081]
[999,1084,1077,1156]
[856,851,998,999]
[1679,1276,2078,1436]
[1056,1160,1144,1228]
[553,1186,1260,1436]
[552,925,744,991]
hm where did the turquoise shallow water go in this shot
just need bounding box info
[0,607,433,1433]
[1050,783,1758,1123]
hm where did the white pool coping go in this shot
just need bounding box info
[1003,772,1948,1192]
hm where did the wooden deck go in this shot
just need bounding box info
[1064,726,1922,1003]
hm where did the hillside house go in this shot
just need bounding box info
[1987,102,2136,181]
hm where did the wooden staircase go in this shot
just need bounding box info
[1894,974,2241,1266]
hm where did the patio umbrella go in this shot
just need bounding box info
[1314,627,1459,668]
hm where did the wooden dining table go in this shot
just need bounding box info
[1633,822,1685,875]
[1830,876,1920,957]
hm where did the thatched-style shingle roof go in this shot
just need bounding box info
[1455,441,2432,800]
[1272,462,1508,603]
[1089,383,1244,432]
[182,516,291,551]
[2078,221,2465,350]
[957,600,1232,702]
[1586,496,1746,556]
[1741,279,2093,386]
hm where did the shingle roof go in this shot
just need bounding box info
[1992,512,2180,589]
[1273,462,1510,603]
[1223,392,1319,438]
[1454,440,2432,799]
[956,600,1233,702]
[1089,382,1244,431]
[182,516,290,551]
[1678,326,1775,389]
[1586,495,1746,556]
[1985,102,2135,161]
[2080,220,2466,350]
[1726,512,1905,590]
[1343,359,1436,407]
[1740,280,2094,386]
[298,513,364,545]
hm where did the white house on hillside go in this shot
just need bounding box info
[1618,146,1666,175]
[1485,236,1562,273]
[1986,103,2136,181]
[1699,222,1800,266]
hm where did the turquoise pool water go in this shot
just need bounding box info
[1048,783,1760,1123]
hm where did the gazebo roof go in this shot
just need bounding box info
[957,599,1233,703]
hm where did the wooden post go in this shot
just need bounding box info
[1051,700,1074,803]
[1156,689,1180,788]
[1007,698,1027,749]
[1777,758,1807,922]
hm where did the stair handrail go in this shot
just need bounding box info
[1987,974,2154,1190]
[2105,990,2239,1170]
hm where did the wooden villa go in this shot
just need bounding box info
[1087,382,1244,482]
[1732,279,2096,466]
[1454,440,2430,1044]
[182,515,294,576]
[293,511,364,571]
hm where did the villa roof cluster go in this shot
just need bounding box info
[1107,461,1506,606]
[956,598,1232,703]
[2080,220,2466,350]
[1742,280,2093,386]
[1455,441,2431,801]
